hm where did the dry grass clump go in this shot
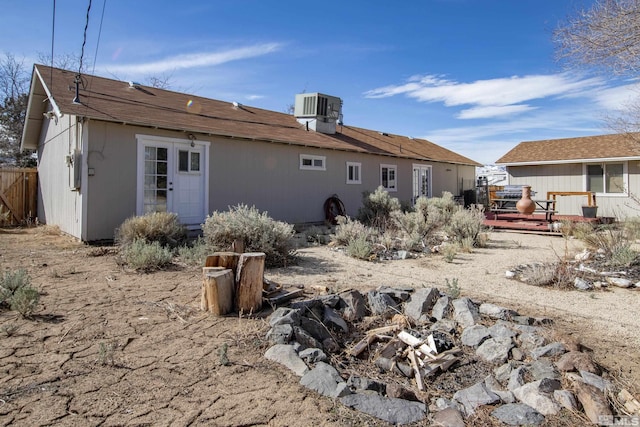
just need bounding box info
[115,212,186,248]
[0,269,40,317]
[202,204,295,267]
[117,239,173,272]
[580,226,638,268]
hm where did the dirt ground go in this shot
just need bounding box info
[0,226,639,426]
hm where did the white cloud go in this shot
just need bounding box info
[245,94,264,101]
[592,83,640,110]
[364,73,605,119]
[457,104,536,119]
[102,43,282,75]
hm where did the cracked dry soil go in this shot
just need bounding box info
[0,227,639,426]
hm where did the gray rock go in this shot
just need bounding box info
[322,306,349,333]
[510,347,524,361]
[318,293,341,307]
[580,370,613,393]
[494,362,515,383]
[340,290,367,321]
[430,319,457,334]
[491,403,545,426]
[479,303,518,320]
[512,380,561,415]
[346,375,386,394]
[293,326,322,350]
[574,381,612,424]
[299,316,332,342]
[432,407,465,427]
[574,277,594,291]
[555,351,600,374]
[531,342,566,360]
[476,336,514,364]
[485,375,515,403]
[264,344,309,376]
[340,394,427,425]
[386,383,419,402]
[434,397,465,412]
[431,295,452,320]
[452,297,480,328]
[553,389,578,411]
[507,366,528,391]
[607,277,633,288]
[289,298,323,312]
[519,332,547,352]
[404,287,440,322]
[367,290,399,317]
[377,285,412,302]
[298,347,328,363]
[461,324,491,348]
[489,322,517,339]
[538,378,562,393]
[453,381,500,416]
[266,323,293,344]
[513,324,542,334]
[300,361,351,398]
[528,359,561,380]
[269,307,300,327]
[512,315,535,325]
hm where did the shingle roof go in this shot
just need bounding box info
[496,133,640,164]
[23,65,480,166]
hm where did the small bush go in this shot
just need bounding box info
[444,278,461,298]
[1,269,39,317]
[331,216,377,246]
[444,206,486,246]
[357,186,401,231]
[346,235,373,260]
[115,212,186,248]
[623,217,640,241]
[10,287,40,317]
[579,226,636,267]
[442,244,457,263]
[177,237,209,266]
[118,239,173,272]
[202,204,295,267]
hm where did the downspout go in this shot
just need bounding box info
[80,118,89,241]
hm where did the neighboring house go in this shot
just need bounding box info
[496,133,640,219]
[21,64,480,241]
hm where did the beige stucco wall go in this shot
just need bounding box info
[507,162,640,219]
[79,120,477,241]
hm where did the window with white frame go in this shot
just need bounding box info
[300,154,326,171]
[380,164,397,191]
[346,162,361,184]
[586,162,626,194]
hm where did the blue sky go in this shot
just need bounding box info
[2,0,636,164]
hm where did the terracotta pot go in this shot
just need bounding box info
[516,186,536,214]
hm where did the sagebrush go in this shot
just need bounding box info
[202,204,295,267]
[118,239,174,272]
[357,186,401,231]
[115,212,186,248]
[0,269,40,317]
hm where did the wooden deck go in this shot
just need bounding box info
[483,211,606,233]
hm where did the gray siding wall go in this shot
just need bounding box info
[37,113,83,239]
[507,163,640,219]
[82,121,477,240]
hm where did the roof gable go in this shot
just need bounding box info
[496,133,640,165]
[23,65,480,166]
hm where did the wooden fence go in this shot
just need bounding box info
[0,168,37,226]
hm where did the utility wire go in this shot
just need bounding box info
[50,0,56,87]
[78,0,92,77]
[91,0,106,77]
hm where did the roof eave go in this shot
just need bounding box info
[498,156,640,166]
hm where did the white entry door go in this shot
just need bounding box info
[412,164,432,204]
[137,135,209,228]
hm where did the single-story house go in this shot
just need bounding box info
[21,64,481,241]
[496,133,640,219]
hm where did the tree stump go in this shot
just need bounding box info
[201,267,234,315]
[235,252,265,313]
[205,252,240,275]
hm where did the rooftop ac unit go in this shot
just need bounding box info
[294,93,342,134]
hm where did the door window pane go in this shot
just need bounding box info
[178,150,189,172]
[191,152,200,172]
[157,147,168,161]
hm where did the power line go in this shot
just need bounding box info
[78,0,92,75]
[50,0,56,88]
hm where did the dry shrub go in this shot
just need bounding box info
[520,261,577,289]
[346,235,373,260]
[202,204,295,267]
[0,269,39,317]
[445,205,487,247]
[117,239,173,272]
[580,226,638,267]
[115,212,186,248]
[176,237,209,266]
[357,185,401,231]
[331,216,378,246]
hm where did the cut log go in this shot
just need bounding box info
[397,330,437,359]
[407,349,425,391]
[205,252,240,274]
[235,252,265,313]
[349,334,378,357]
[201,268,234,315]
[264,288,304,306]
